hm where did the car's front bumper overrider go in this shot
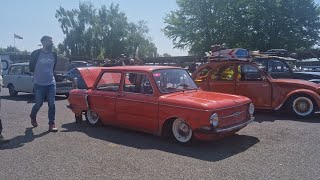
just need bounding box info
[197,116,255,134]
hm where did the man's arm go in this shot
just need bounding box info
[29,49,40,72]
[53,52,57,72]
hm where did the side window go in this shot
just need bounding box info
[195,67,211,82]
[1,60,9,71]
[8,66,22,75]
[124,73,153,95]
[211,65,235,81]
[268,60,290,73]
[238,64,263,81]
[96,72,121,92]
[22,66,31,75]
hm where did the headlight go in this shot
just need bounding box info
[249,103,255,115]
[209,113,219,127]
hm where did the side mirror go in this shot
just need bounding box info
[195,76,207,82]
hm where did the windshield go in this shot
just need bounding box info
[153,69,198,93]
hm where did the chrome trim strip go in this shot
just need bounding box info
[222,111,245,119]
[214,117,254,133]
[159,103,248,112]
[117,98,158,105]
[88,94,117,99]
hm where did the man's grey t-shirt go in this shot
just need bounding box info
[33,51,55,86]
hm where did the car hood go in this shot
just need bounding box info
[272,78,320,91]
[78,67,104,89]
[159,90,251,111]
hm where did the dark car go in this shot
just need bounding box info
[67,61,94,71]
[253,56,320,83]
[64,68,88,89]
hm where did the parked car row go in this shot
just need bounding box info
[2,63,73,97]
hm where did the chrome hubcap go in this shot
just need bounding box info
[293,97,313,116]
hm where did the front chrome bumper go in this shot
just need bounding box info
[214,117,255,133]
[198,116,255,134]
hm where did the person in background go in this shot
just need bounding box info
[0,57,9,144]
[29,36,58,132]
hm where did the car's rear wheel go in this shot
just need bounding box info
[288,95,315,118]
[85,110,101,126]
[172,118,193,144]
[8,84,18,96]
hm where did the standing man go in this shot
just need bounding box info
[29,36,58,132]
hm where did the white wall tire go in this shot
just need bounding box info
[290,96,315,118]
[172,118,193,144]
[85,110,101,126]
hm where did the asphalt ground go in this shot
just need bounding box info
[0,88,319,180]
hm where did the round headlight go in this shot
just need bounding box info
[209,113,219,127]
[249,103,255,115]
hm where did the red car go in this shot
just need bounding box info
[192,60,320,118]
[67,66,254,144]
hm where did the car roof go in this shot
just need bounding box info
[78,65,182,72]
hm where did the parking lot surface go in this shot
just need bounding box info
[0,89,319,180]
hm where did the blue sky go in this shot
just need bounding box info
[0,0,186,56]
[1,0,320,56]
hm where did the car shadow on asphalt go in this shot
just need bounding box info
[61,122,259,162]
[254,110,320,123]
[1,94,67,103]
[0,127,49,150]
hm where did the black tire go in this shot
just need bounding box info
[85,110,101,126]
[171,118,194,145]
[8,84,18,96]
[65,94,69,98]
[287,95,316,118]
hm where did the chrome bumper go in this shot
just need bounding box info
[214,117,255,133]
[198,116,254,134]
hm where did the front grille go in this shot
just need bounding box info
[217,104,249,127]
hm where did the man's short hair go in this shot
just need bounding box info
[41,36,52,43]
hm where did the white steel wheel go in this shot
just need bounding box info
[172,118,193,143]
[291,96,315,118]
[85,110,100,126]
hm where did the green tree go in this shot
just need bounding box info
[163,0,320,54]
[56,2,157,59]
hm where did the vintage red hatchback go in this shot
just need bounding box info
[67,66,254,144]
[192,60,320,118]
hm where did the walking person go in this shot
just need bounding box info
[29,36,58,132]
[0,57,9,144]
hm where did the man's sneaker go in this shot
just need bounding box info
[30,116,38,127]
[49,124,58,132]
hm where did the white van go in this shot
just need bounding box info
[0,55,12,75]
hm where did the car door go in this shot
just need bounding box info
[6,65,22,90]
[16,65,33,92]
[208,65,236,94]
[236,64,272,108]
[116,72,158,133]
[193,66,211,90]
[89,71,122,124]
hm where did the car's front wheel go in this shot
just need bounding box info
[85,110,101,126]
[172,118,193,144]
[8,84,18,96]
[288,95,316,118]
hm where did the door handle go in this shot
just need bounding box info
[262,84,269,87]
[18,77,21,78]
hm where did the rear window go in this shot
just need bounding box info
[96,72,121,92]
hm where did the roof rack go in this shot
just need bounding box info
[207,48,251,62]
